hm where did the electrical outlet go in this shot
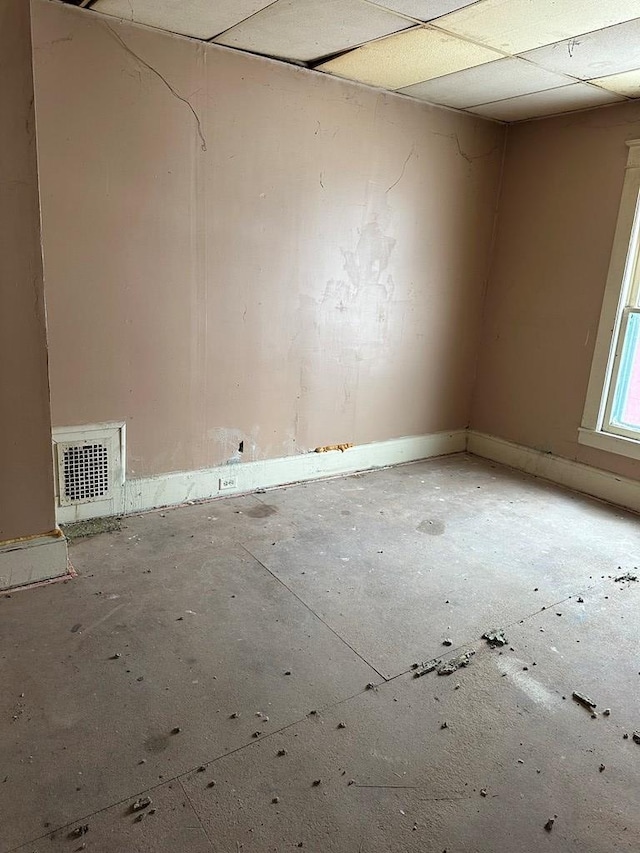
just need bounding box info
[219,476,237,491]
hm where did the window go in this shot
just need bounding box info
[580,140,640,460]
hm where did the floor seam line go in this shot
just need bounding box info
[178,776,216,850]
[6,683,380,853]
[239,542,387,681]
[387,580,607,680]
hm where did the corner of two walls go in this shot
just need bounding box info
[0,0,67,589]
[471,101,640,483]
[32,0,506,490]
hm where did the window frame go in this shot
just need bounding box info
[579,139,640,461]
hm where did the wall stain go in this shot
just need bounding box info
[343,221,396,291]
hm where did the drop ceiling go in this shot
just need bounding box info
[64,0,640,122]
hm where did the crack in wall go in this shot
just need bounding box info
[104,23,207,151]
[432,131,499,164]
[385,146,415,194]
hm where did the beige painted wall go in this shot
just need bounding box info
[0,0,56,540]
[472,101,640,480]
[32,0,504,479]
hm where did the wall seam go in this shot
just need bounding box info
[467,122,510,431]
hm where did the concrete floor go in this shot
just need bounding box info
[2,453,639,852]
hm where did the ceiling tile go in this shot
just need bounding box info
[469,83,623,122]
[213,0,411,63]
[317,25,503,90]
[91,0,276,40]
[591,69,640,97]
[522,19,640,81]
[399,56,573,108]
[366,1,480,21]
[434,0,640,55]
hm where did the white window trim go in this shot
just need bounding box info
[579,139,640,460]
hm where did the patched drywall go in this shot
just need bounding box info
[32,0,504,478]
[0,0,56,540]
[472,101,640,480]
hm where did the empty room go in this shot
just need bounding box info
[2,0,640,850]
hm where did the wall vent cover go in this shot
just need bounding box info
[53,422,125,521]
[58,441,110,505]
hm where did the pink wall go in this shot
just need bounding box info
[472,101,640,480]
[0,0,56,540]
[32,1,504,479]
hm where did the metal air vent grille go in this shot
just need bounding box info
[57,441,111,505]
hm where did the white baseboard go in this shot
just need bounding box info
[0,531,70,591]
[467,430,640,515]
[121,431,467,515]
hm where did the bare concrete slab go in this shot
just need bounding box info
[2,455,639,852]
[180,631,640,852]
[13,780,213,853]
[0,543,376,852]
[246,456,639,676]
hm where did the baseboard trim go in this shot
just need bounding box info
[0,530,70,591]
[121,431,467,515]
[467,430,640,515]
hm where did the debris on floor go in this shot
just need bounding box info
[314,444,353,453]
[412,658,441,678]
[442,639,453,647]
[68,825,89,839]
[572,692,597,711]
[131,797,152,812]
[544,817,556,832]
[437,650,475,676]
[614,571,638,583]
[62,517,123,541]
[632,732,640,745]
[482,628,508,647]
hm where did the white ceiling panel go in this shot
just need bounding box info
[68,0,640,121]
[434,0,640,55]
[213,0,411,63]
[91,0,276,40]
[366,1,481,22]
[469,82,623,122]
[398,56,573,108]
[522,19,640,81]
[318,25,503,90]
[592,69,640,98]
